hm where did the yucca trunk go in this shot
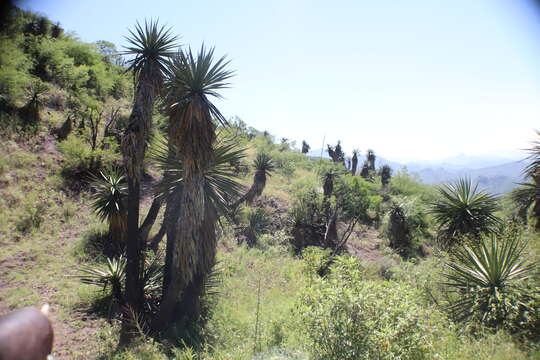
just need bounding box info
[175,206,218,325]
[107,213,127,257]
[533,200,540,232]
[153,99,215,330]
[121,71,156,335]
[323,176,333,198]
[233,171,265,207]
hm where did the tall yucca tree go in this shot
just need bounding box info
[90,169,128,256]
[513,131,540,230]
[152,137,245,324]
[351,149,359,175]
[320,168,338,198]
[380,164,392,187]
[430,178,501,248]
[232,153,275,208]
[152,45,234,330]
[442,231,535,327]
[366,149,376,171]
[120,20,177,338]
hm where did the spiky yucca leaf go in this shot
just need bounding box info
[253,153,275,176]
[164,45,234,122]
[123,19,178,84]
[523,130,540,180]
[79,255,164,301]
[442,232,535,325]
[151,137,245,219]
[90,169,127,223]
[511,183,540,216]
[80,256,126,300]
[430,178,501,247]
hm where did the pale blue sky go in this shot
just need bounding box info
[20,0,540,161]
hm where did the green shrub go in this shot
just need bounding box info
[388,169,436,201]
[381,196,431,256]
[57,134,120,179]
[15,195,46,234]
[296,257,431,359]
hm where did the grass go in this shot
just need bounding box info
[1,131,538,359]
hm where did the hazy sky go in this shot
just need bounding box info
[19,0,540,161]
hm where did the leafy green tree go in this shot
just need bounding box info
[430,178,500,248]
[120,19,177,338]
[152,45,234,331]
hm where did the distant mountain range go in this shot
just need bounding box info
[307,149,528,193]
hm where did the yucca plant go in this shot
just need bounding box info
[79,254,165,314]
[80,256,126,305]
[90,169,127,256]
[511,183,540,228]
[523,130,540,180]
[239,206,270,246]
[379,164,392,187]
[121,20,178,327]
[151,136,246,219]
[366,149,376,171]
[233,153,275,207]
[350,149,359,175]
[19,81,48,127]
[320,168,338,198]
[153,45,234,331]
[430,178,501,248]
[442,230,536,329]
[512,131,540,230]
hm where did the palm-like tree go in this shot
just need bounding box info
[19,81,48,127]
[302,140,310,154]
[380,164,392,187]
[152,45,234,330]
[523,130,540,180]
[360,161,370,180]
[90,169,128,256]
[511,183,540,229]
[442,232,535,327]
[430,178,501,248]
[351,149,359,175]
[366,149,376,171]
[512,131,540,230]
[321,168,337,198]
[233,153,275,207]
[120,20,177,326]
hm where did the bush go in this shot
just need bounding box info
[15,194,46,234]
[381,196,431,256]
[296,256,432,360]
[57,134,120,179]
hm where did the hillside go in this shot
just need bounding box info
[309,148,526,193]
[0,6,539,360]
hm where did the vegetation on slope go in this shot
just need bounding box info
[0,5,539,360]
